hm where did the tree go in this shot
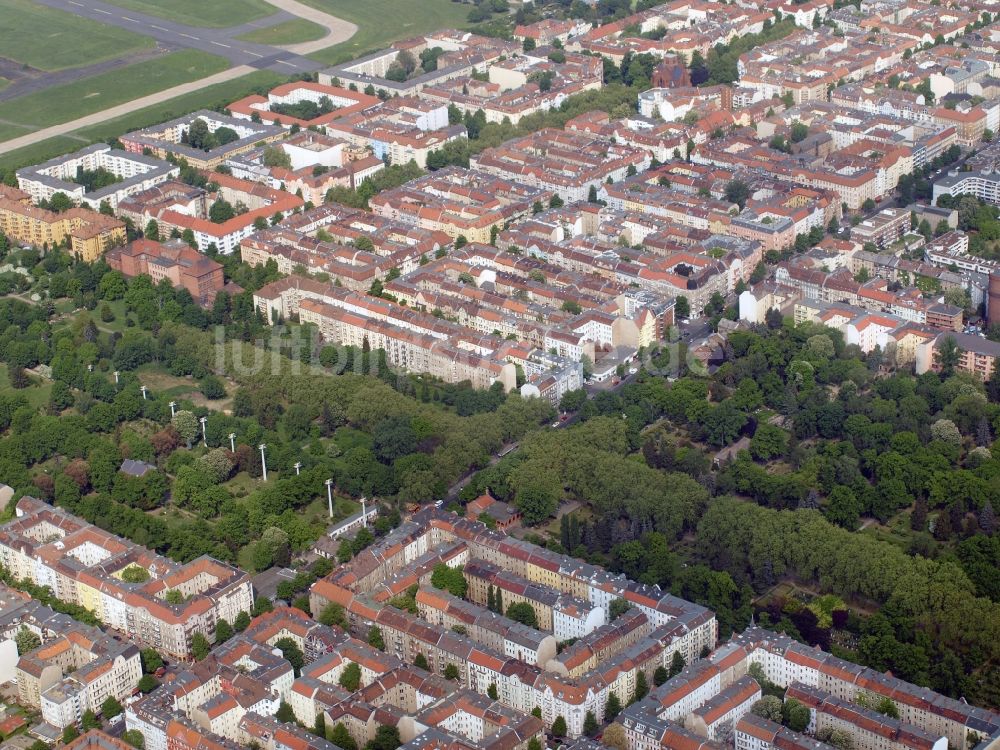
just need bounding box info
[371,726,401,750]
[551,716,567,738]
[63,727,80,745]
[209,199,236,224]
[506,601,538,627]
[724,179,751,210]
[515,483,557,525]
[340,662,362,691]
[263,146,292,168]
[172,410,200,449]
[936,336,962,377]
[199,375,226,400]
[930,418,961,446]
[276,700,296,723]
[82,710,101,730]
[330,724,357,750]
[669,650,685,677]
[368,626,385,651]
[606,691,622,721]
[584,711,599,737]
[488,682,498,700]
[790,121,809,143]
[275,636,305,676]
[191,632,210,661]
[752,696,784,723]
[144,219,160,240]
[314,713,326,739]
[320,601,349,630]
[137,675,159,694]
[633,670,649,703]
[675,296,690,319]
[101,696,124,718]
[141,647,163,674]
[234,611,252,632]
[782,698,810,731]
[123,730,145,750]
[444,663,460,680]
[430,563,468,598]
[604,724,628,750]
[414,653,429,670]
[14,626,40,655]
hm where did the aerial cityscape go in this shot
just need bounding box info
[0,3,998,750]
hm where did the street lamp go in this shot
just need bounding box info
[259,444,268,481]
[140,385,148,400]
[294,461,302,476]
[228,432,236,452]
[169,401,177,417]
[325,479,334,518]
[199,416,208,447]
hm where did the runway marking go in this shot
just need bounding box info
[68,1,83,6]
[243,50,264,57]
[179,33,200,40]
[93,7,110,13]
[122,16,138,21]
[151,24,168,31]
[277,60,297,67]
[211,41,231,48]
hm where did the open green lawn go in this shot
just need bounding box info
[0,50,229,135]
[0,0,154,71]
[0,364,52,410]
[102,0,275,27]
[236,18,327,45]
[304,0,472,65]
[0,70,286,172]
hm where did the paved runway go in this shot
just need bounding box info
[0,0,358,156]
[31,0,332,73]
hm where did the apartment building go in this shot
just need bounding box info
[370,168,550,244]
[851,208,911,249]
[710,627,1000,750]
[120,111,284,169]
[2,593,141,728]
[916,331,1000,381]
[105,238,228,306]
[227,82,380,130]
[933,168,1000,206]
[786,684,948,750]
[17,143,178,210]
[0,188,125,260]
[310,508,717,738]
[118,172,303,254]
[0,497,253,660]
[736,714,839,750]
[471,128,650,203]
[319,31,517,98]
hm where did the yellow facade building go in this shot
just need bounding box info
[0,190,125,261]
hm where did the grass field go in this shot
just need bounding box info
[101,0,275,27]
[0,51,229,140]
[236,18,327,45]
[0,365,52,410]
[0,70,286,172]
[303,0,472,65]
[0,0,154,71]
